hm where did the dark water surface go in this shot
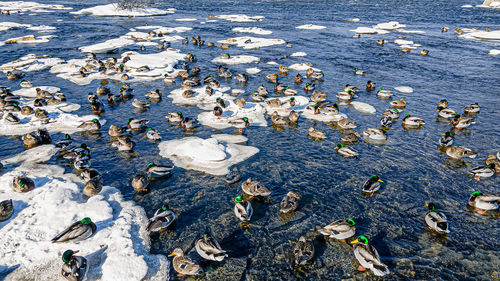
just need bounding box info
[0,0,499,280]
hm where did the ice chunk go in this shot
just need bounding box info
[296,24,327,30]
[218,36,285,49]
[291,52,307,57]
[232,27,272,35]
[351,101,376,114]
[1,144,58,165]
[246,67,261,74]
[215,14,264,22]
[394,86,413,93]
[175,18,197,21]
[72,4,175,17]
[79,37,135,53]
[489,49,500,55]
[212,55,259,65]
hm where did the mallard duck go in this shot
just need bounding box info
[334,143,358,158]
[242,178,271,197]
[169,248,203,277]
[195,234,227,261]
[266,73,278,83]
[216,97,227,108]
[420,49,429,56]
[366,81,375,91]
[442,27,449,32]
[35,108,48,119]
[445,146,476,159]
[337,90,354,101]
[145,89,162,99]
[132,173,149,192]
[83,178,102,197]
[294,73,303,84]
[280,191,300,213]
[107,93,121,104]
[280,65,289,73]
[266,98,281,108]
[351,236,390,276]
[132,99,149,110]
[180,117,199,130]
[353,68,365,75]
[485,154,500,172]
[111,137,135,152]
[213,106,223,117]
[108,125,127,137]
[437,99,448,109]
[250,91,265,102]
[20,106,33,115]
[61,250,88,281]
[451,114,474,129]
[468,192,500,214]
[22,132,41,148]
[90,100,104,114]
[294,236,314,265]
[61,144,90,160]
[55,93,67,102]
[0,199,14,222]
[377,39,386,46]
[87,92,97,103]
[5,112,19,123]
[304,83,315,91]
[342,132,360,144]
[402,114,425,127]
[219,53,230,59]
[183,78,200,87]
[79,168,101,182]
[363,128,387,141]
[288,110,299,123]
[464,103,479,115]
[437,106,456,118]
[233,98,246,108]
[146,205,175,232]
[127,118,149,129]
[219,70,232,79]
[390,98,406,109]
[6,70,23,81]
[187,53,196,61]
[362,175,383,196]
[308,127,326,140]
[145,127,161,141]
[380,116,392,128]
[318,219,356,240]
[146,162,173,179]
[12,176,34,193]
[234,195,253,222]
[78,119,101,131]
[469,164,495,181]
[166,112,183,122]
[337,117,357,129]
[439,132,454,146]
[283,87,297,96]
[225,169,241,184]
[163,74,176,85]
[52,217,96,243]
[229,117,249,133]
[310,90,327,103]
[343,84,359,92]
[18,80,33,88]
[425,203,449,234]
[271,111,288,125]
[235,73,248,83]
[96,86,110,96]
[382,108,400,119]
[376,88,393,98]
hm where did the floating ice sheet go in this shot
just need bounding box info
[296,24,327,30]
[72,4,175,17]
[0,54,63,72]
[351,101,376,114]
[232,27,272,35]
[215,14,264,22]
[212,55,259,65]
[218,36,285,49]
[394,86,413,93]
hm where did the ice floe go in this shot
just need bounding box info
[215,14,264,22]
[0,1,72,13]
[291,52,307,57]
[212,55,259,65]
[296,24,327,30]
[374,21,406,30]
[264,96,310,116]
[350,27,390,35]
[198,101,268,129]
[0,22,32,31]
[477,0,500,8]
[27,25,56,31]
[218,36,285,49]
[158,135,259,175]
[489,49,500,55]
[168,86,231,107]
[394,86,413,93]
[12,85,60,98]
[79,37,135,53]
[302,105,348,122]
[288,63,320,72]
[1,144,58,165]
[72,4,175,17]
[175,18,197,21]
[459,30,500,41]
[4,35,54,44]
[0,161,168,280]
[232,27,272,35]
[0,54,63,72]
[246,67,261,74]
[351,101,376,114]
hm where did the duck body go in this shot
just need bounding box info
[445,146,476,159]
[146,206,175,232]
[363,128,387,141]
[61,250,88,281]
[318,219,356,240]
[242,178,271,197]
[351,237,390,276]
[132,173,149,192]
[425,203,449,234]
[390,98,406,109]
[294,236,314,265]
[380,116,392,128]
[83,178,102,197]
[195,234,227,261]
[468,192,500,212]
[77,119,101,131]
[52,217,96,243]
[469,164,495,180]
[146,128,162,141]
[0,199,14,222]
[12,176,34,193]
[169,248,203,276]
[111,137,135,152]
[280,191,300,213]
[335,143,358,158]
[234,199,253,222]
[146,163,173,179]
[362,176,383,195]
[307,127,326,140]
[439,132,454,146]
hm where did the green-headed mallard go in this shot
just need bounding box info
[12,176,34,193]
[0,199,14,222]
[242,178,271,197]
[362,175,383,196]
[132,173,149,192]
[146,127,161,141]
[163,74,176,85]
[376,88,393,98]
[485,154,500,172]
[78,119,101,131]
[146,205,175,232]
[343,84,359,92]
[180,117,199,130]
[280,191,300,213]
[318,219,356,240]
[169,248,203,277]
[451,114,474,129]
[336,90,354,101]
[445,146,476,159]
[464,103,479,115]
[166,112,183,122]
[61,250,88,281]
[468,192,500,214]
[19,79,33,88]
[439,132,453,146]
[229,117,249,133]
[437,106,456,118]
[353,68,365,75]
[304,82,315,91]
[334,143,358,158]
[83,178,102,197]
[127,118,149,129]
[52,217,96,243]
[425,203,449,234]
[283,87,298,96]
[146,162,173,179]
[363,128,387,141]
[469,164,495,181]
[310,71,324,80]
[402,114,425,127]
[390,98,406,109]
[337,116,357,130]
[307,127,326,140]
[195,234,227,261]
[351,236,389,276]
[294,236,314,265]
[234,195,253,222]
[382,108,400,119]
[5,112,19,123]
[145,89,162,99]
[380,116,392,128]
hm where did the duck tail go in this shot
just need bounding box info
[372,264,390,276]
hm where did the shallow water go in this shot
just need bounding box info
[0,0,499,280]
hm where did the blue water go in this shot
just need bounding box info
[0,0,499,280]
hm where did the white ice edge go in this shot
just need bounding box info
[71,4,175,17]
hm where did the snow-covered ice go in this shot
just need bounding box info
[212,55,259,65]
[350,101,376,114]
[72,4,175,17]
[291,52,307,57]
[246,67,261,74]
[218,36,285,49]
[296,24,327,30]
[215,14,264,22]
[394,86,414,93]
[232,27,272,35]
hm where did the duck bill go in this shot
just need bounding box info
[168,253,175,257]
[378,179,383,182]
[73,250,79,254]
[350,239,359,244]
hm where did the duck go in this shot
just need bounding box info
[242,178,272,197]
[145,127,161,141]
[342,132,360,144]
[350,236,390,276]
[310,71,324,80]
[382,108,400,119]
[35,108,48,119]
[96,86,110,96]
[87,92,97,103]
[445,146,476,159]
[180,117,199,130]
[146,162,173,179]
[146,205,175,232]
[437,99,448,109]
[280,191,300,213]
[402,114,425,127]
[266,98,281,108]
[336,90,354,101]
[377,39,386,46]
[0,199,14,222]
[195,234,227,261]
[111,137,135,152]
[362,175,383,196]
[280,65,289,73]
[425,203,449,234]
[363,128,387,141]
[90,100,104,114]
[166,112,183,122]
[55,93,67,102]
[376,88,393,98]
[169,248,203,277]
[366,80,375,91]
[229,117,250,133]
[234,98,246,108]
[12,176,34,193]
[5,113,19,123]
[235,73,248,83]
[468,192,500,214]
[163,74,176,85]
[47,97,62,105]
[127,118,149,129]
[451,114,474,129]
[52,217,96,243]
[61,143,90,160]
[464,103,479,115]
[469,164,495,181]
[390,98,406,109]
[216,97,227,108]
[294,236,314,265]
[308,127,326,140]
[132,99,149,110]
[108,125,127,137]
[294,73,303,84]
[83,178,102,197]
[485,154,500,172]
[20,106,33,115]
[380,116,392,128]
[439,132,454,146]
[77,119,101,131]
[19,79,33,88]
[442,27,449,32]
[61,250,88,281]
[132,173,149,192]
[234,195,253,222]
[343,84,359,92]
[266,73,278,83]
[436,106,456,119]
[353,68,365,75]
[107,93,121,104]
[334,143,359,158]
[145,89,162,99]
[420,49,429,56]
[22,131,44,148]
[337,117,357,129]
[219,53,230,59]
[6,70,22,81]
[288,110,300,123]
[318,219,356,241]
[271,111,288,125]
[310,90,327,103]
[304,82,315,91]
[283,87,298,96]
